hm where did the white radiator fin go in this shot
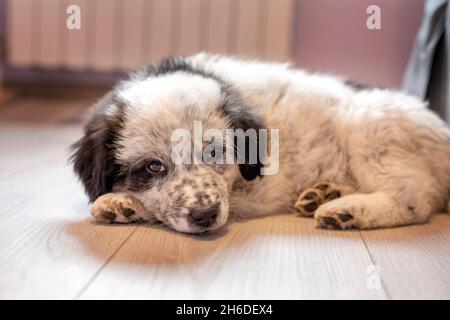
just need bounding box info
[7,0,294,71]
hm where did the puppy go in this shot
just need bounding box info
[71,53,450,233]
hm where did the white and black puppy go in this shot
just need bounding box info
[72,53,450,234]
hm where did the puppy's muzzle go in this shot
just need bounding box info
[188,203,220,228]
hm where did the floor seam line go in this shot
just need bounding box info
[359,231,392,300]
[73,225,139,300]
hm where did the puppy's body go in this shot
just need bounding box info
[72,53,450,233]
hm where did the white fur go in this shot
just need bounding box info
[188,53,450,228]
[92,53,450,232]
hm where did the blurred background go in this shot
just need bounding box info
[0,0,424,91]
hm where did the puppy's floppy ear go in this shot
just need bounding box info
[70,94,122,202]
[220,94,266,181]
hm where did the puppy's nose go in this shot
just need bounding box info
[189,204,219,227]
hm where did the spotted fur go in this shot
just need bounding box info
[72,53,450,233]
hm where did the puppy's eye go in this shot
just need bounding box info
[210,149,215,157]
[145,159,166,173]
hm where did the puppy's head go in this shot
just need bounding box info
[72,58,265,233]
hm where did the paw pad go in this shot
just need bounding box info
[101,210,117,221]
[339,212,353,222]
[120,207,136,218]
[317,209,355,230]
[322,216,338,227]
[295,189,325,216]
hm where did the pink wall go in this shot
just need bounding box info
[294,0,424,89]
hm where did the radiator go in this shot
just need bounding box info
[6,0,294,72]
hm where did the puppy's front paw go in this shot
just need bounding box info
[295,182,342,217]
[315,205,356,230]
[91,193,145,224]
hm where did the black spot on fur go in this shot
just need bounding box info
[175,193,187,206]
[182,178,197,187]
[345,79,383,91]
[130,57,219,83]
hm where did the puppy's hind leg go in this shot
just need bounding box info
[314,172,443,229]
[314,191,435,229]
[91,193,146,223]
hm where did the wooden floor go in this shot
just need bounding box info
[1,92,450,300]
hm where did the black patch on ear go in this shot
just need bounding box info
[70,94,124,202]
[219,88,266,181]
